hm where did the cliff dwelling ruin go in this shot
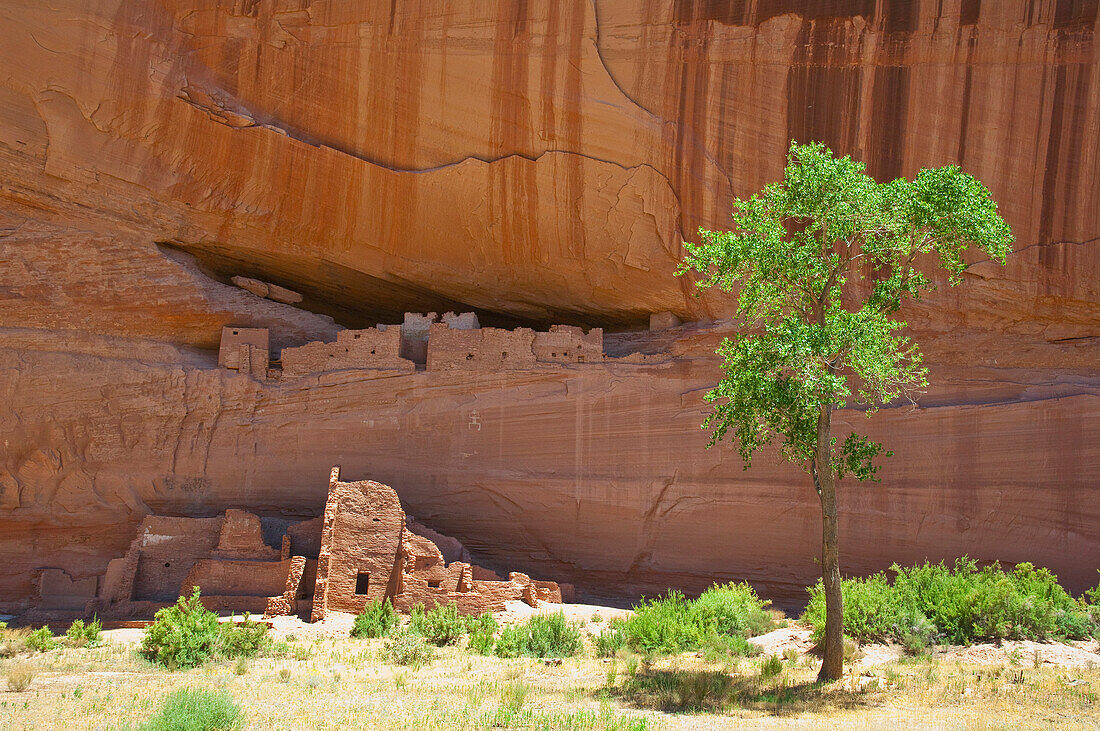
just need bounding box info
[33,468,563,620]
[219,310,670,380]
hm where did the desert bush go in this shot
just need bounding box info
[141,589,221,669]
[594,624,626,658]
[410,603,467,646]
[219,614,270,658]
[759,653,783,679]
[803,557,1095,646]
[140,688,242,731]
[494,612,583,659]
[6,664,35,692]
[140,588,270,669]
[621,583,774,655]
[26,626,57,652]
[700,631,757,662]
[381,630,436,667]
[350,598,398,639]
[65,616,103,647]
[467,612,498,655]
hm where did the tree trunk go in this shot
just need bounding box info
[814,403,844,682]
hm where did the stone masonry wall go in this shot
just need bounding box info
[218,326,269,368]
[532,325,603,363]
[280,327,413,378]
[311,467,562,620]
[426,323,537,371]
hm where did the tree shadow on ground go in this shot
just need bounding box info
[604,667,883,716]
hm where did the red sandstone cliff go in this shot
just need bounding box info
[0,1,1097,610]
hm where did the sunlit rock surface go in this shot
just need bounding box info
[0,0,1096,609]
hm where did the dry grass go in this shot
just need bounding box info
[0,631,1096,729]
[5,664,35,692]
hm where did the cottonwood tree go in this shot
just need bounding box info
[679,142,1013,681]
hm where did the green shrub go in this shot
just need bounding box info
[65,616,103,647]
[594,625,626,658]
[1086,572,1100,635]
[494,612,582,659]
[467,613,498,655]
[141,589,221,669]
[26,627,57,652]
[493,624,524,659]
[141,589,269,669]
[759,653,784,679]
[621,583,774,655]
[1086,571,1100,606]
[218,614,270,658]
[350,599,398,639]
[381,630,436,667]
[411,603,468,646]
[700,631,757,662]
[693,583,774,638]
[140,688,242,731]
[803,557,1096,646]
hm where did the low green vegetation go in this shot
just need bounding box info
[494,612,584,659]
[381,630,436,667]
[140,588,271,669]
[619,582,773,655]
[593,623,626,658]
[65,616,103,647]
[410,603,468,646]
[350,598,398,639]
[467,612,498,655]
[140,688,242,731]
[25,626,58,652]
[803,558,1100,649]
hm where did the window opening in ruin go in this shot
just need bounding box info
[427,580,442,589]
[355,572,370,595]
[466,354,474,360]
[164,562,170,568]
[370,349,376,355]
[372,517,380,523]
[552,353,557,357]
[232,330,239,335]
[501,352,508,359]
[354,334,360,339]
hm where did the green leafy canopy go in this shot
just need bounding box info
[679,141,1012,482]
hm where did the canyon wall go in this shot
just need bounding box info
[0,0,1097,609]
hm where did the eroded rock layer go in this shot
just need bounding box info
[0,1,1097,610]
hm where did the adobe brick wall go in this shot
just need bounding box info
[311,467,406,621]
[212,509,280,561]
[280,327,413,378]
[183,558,293,597]
[532,325,604,363]
[426,323,537,371]
[131,516,224,602]
[311,467,562,620]
[35,568,98,611]
[399,312,436,364]
[218,326,269,368]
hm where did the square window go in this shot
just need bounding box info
[427,580,442,589]
[355,572,370,595]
